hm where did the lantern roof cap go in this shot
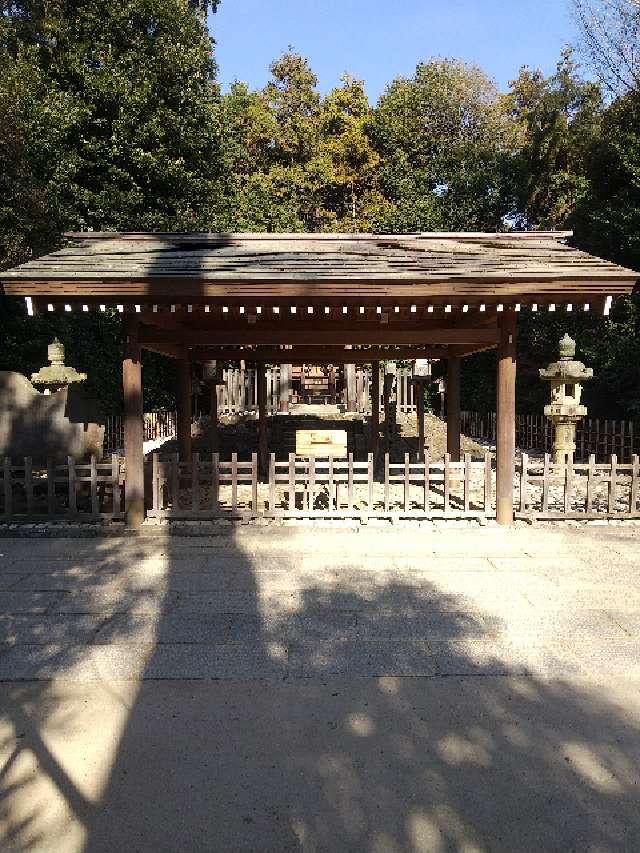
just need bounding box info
[539,335,593,382]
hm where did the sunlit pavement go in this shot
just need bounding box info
[1,525,639,852]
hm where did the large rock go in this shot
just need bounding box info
[0,372,104,462]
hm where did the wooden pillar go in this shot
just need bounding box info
[383,362,397,451]
[123,318,144,528]
[257,363,268,475]
[203,361,220,453]
[370,361,380,459]
[210,383,219,451]
[447,356,461,462]
[279,363,290,413]
[496,311,517,525]
[176,357,192,460]
[345,362,357,412]
[416,383,426,462]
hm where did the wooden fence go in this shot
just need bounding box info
[104,411,177,453]
[518,452,640,520]
[3,450,639,523]
[461,410,639,463]
[147,451,492,520]
[1,455,123,520]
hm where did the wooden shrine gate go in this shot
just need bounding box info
[3,230,637,527]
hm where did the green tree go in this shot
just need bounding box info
[0,0,221,408]
[315,75,391,230]
[369,59,517,232]
[507,50,602,228]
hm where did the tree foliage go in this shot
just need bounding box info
[1,15,640,417]
[369,60,518,231]
[507,50,602,229]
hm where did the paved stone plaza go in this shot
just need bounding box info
[1,524,640,852]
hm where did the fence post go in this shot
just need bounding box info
[519,452,528,514]
[112,454,121,517]
[631,455,639,515]
[90,455,99,515]
[288,453,296,514]
[67,456,77,515]
[484,453,492,515]
[608,454,618,514]
[191,452,200,512]
[586,454,595,513]
[252,452,259,515]
[269,453,276,512]
[211,452,220,514]
[444,453,451,513]
[231,452,238,515]
[383,452,390,513]
[152,453,160,512]
[403,453,410,513]
[328,456,335,512]
[424,452,431,514]
[171,453,180,512]
[3,458,12,517]
[463,453,471,514]
[25,456,34,515]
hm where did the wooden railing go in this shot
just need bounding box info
[518,453,640,520]
[104,410,177,452]
[462,410,639,463]
[147,451,493,520]
[1,455,123,520]
[4,451,639,524]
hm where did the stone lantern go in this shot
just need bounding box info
[539,334,593,463]
[31,339,87,395]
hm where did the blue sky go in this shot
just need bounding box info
[209,0,579,100]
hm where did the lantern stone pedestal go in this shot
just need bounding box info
[539,334,593,463]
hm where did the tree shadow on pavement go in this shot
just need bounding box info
[0,529,639,852]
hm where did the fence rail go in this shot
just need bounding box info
[518,452,640,519]
[462,411,639,463]
[3,450,640,524]
[1,455,123,520]
[147,451,492,520]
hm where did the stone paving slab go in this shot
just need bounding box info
[0,642,289,680]
[0,613,105,645]
[289,640,439,677]
[0,591,66,613]
[93,611,262,645]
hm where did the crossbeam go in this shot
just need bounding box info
[140,343,496,363]
[138,326,500,347]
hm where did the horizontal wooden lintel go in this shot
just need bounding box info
[138,325,500,347]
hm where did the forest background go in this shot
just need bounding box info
[1,0,639,418]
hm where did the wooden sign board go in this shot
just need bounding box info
[296,429,348,457]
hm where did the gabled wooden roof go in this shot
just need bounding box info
[2,231,637,303]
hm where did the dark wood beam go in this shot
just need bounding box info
[138,326,500,347]
[179,346,460,363]
[140,342,186,359]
